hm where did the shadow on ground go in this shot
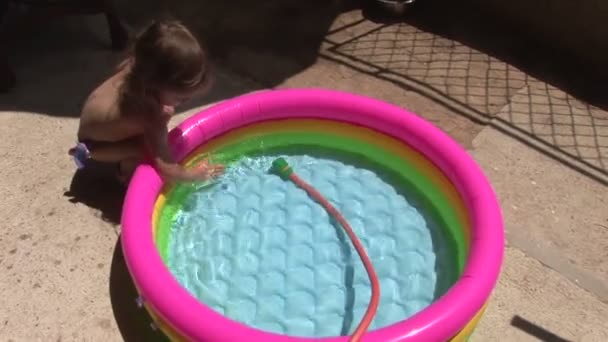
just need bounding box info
[109,237,169,342]
[64,163,125,224]
[0,0,357,117]
[373,0,608,109]
[335,0,608,184]
[1,0,605,116]
[511,315,573,342]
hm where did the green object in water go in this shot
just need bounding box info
[269,157,293,180]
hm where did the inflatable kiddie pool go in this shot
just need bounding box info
[121,89,504,341]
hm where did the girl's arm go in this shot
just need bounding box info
[144,122,216,182]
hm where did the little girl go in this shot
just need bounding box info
[69,19,224,183]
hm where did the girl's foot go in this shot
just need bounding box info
[69,142,90,169]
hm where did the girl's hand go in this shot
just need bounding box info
[190,158,225,180]
[162,105,175,116]
[160,105,175,124]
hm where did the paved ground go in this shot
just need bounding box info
[0,1,607,341]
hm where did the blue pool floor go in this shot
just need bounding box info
[166,154,457,337]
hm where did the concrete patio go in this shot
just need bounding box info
[0,1,606,341]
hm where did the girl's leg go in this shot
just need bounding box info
[116,157,142,185]
[69,136,146,177]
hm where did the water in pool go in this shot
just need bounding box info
[166,154,458,337]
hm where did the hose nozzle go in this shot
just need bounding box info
[269,158,293,180]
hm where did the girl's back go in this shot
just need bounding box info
[78,65,144,142]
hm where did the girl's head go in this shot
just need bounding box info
[121,19,210,111]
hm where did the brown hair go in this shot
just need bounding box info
[119,19,209,118]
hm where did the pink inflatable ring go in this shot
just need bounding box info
[121,88,504,341]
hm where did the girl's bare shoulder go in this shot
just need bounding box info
[80,70,127,122]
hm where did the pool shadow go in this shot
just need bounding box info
[328,216,356,336]
[359,164,460,301]
[109,236,169,342]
